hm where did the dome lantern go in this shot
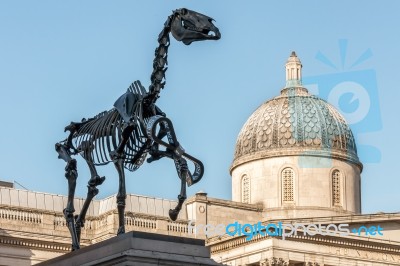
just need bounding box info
[285,51,302,88]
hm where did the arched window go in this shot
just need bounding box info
[332,170,341,206]
[241,175,250,204]
[282,168,294,203]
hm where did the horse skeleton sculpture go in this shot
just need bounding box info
[55,8,220,250]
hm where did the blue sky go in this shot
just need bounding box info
[0,1,399,214]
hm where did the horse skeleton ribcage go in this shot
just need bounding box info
[71,81,151,172]
[71,109,149,172]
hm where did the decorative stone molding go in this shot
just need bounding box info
[260,257,289,266]
[0,235,71,252]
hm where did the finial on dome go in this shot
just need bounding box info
[285,51,302,88]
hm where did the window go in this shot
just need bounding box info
[282,168,294,202]
[241,175,250,204]
[332,170,341,206]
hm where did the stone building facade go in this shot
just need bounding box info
[1,53,399,266]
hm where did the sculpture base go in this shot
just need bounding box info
[37,231,224,266]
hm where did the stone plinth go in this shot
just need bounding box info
[37,231,224,266]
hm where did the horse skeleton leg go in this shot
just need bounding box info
[55,143,80,251]
[169,158,188,221]
[75,161,105,243]
[110,125,134,235]
[114,157,126,235]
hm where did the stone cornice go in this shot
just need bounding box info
[186,195,263,212]
[0,234,72,253]
[0,204,60,215]
[209,230,400,255]
[230,148,362,174]
[265,212,400,225]
[263,206,355,214]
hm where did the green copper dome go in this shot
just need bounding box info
[231,86,362,171]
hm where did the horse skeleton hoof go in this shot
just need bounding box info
[169,209,179,221]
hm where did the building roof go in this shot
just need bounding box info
[0,186,186,219]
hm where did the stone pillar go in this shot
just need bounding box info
[156,218,168,234]
[42,213,53,229]
[185,191,208,238]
